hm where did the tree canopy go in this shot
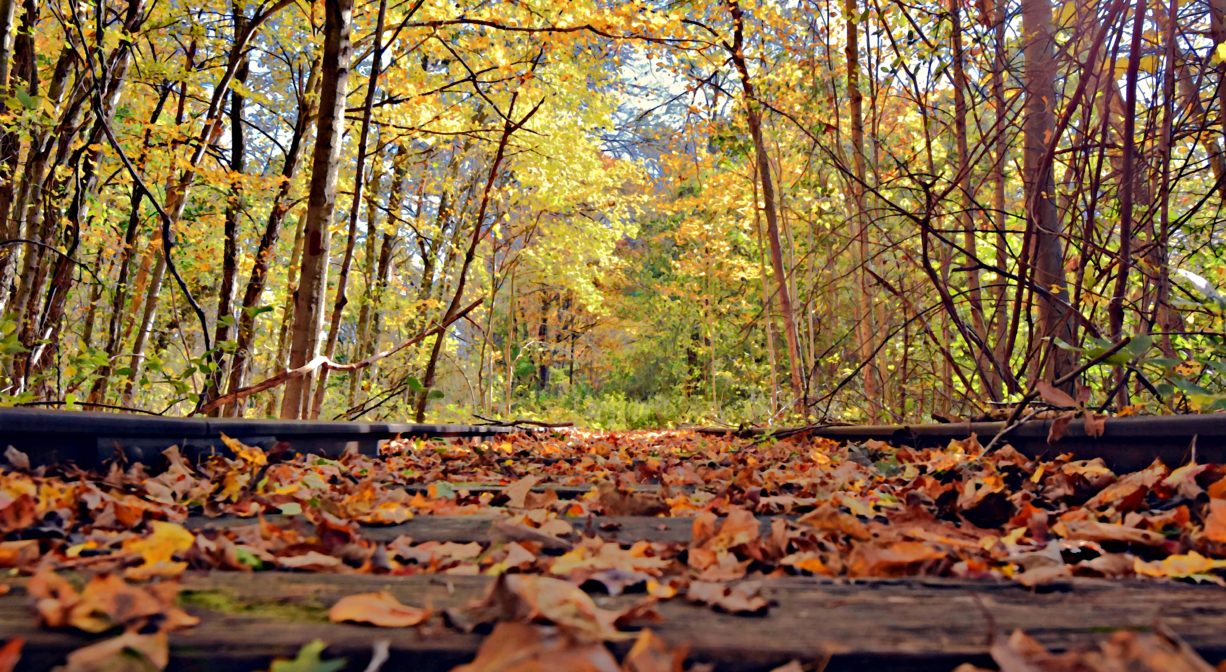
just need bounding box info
[0,0,1222,425]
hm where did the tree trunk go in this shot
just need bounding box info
[203,5,251,413]
[1022,0,1076,384]
[220,58,320,416]
[280,0,354,419]
[311,0,387,418]
[725,0,805,415]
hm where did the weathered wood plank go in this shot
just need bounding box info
[185,514,713,545]
[2,573,1224,671]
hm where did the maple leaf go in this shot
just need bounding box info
[328,591,431,627]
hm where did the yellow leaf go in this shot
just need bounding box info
[1215,43,1226,65]
[123,521,194,579]
[221,434,267,468]
[1134,551,1226,580]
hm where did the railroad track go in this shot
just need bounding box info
[3,407,1223,471]
[2,409,1225,671]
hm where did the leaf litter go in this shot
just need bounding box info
[2,428,1226,669]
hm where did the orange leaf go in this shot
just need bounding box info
[329,591,430,627]
[0,638,21,672]
[1204,499,1226,543]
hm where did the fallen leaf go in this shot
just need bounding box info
[685,581,768,615]
[622,629,686,672]
[1036,381,1077,408]
[0,638,22,672]
[1053,519,1167,546]
[1135,551,1226,581]
[1204,499,1226,543]
[1085,460,1167,512]
[0,494,35,534]
[221,434,268,468]
[328,592,430,627]
[3,447,29,471]
[269,640,346,672]
[450,621,620,672]
[59,631,168,672]
[123,521,195,580]
[796,504,870,540]
[504,476,541,509]
[448,574,633,641]
[847,541,946,577]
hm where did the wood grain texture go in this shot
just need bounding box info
[2,572,1224,671]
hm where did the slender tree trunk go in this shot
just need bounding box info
[950,0,996,402]
[87,85,173,405]
[220,60,320,416]
[0,0,35,311]
[280,0,354,419]
[844,0,882,417]
[203,6,251,413]
[1022,0,1076,384]
[1152,0,1178,355]
[413,88,539,422]
[1107,0,1146,404]
[725,0,805,415]
[266,214,307,417]
[311,0,387,418]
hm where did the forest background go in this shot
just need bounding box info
[0,0,1221,427]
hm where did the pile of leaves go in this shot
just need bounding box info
[1,429,1226,670]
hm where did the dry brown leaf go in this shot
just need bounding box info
[685,580,768,615]
[504,476,541,509]
[276,551,344,571]
[0,494,35,534]
[3,447,29,471]
[0,540,39,569]
[1053,519,1167,546]
[450,621,620,672]
[448,574,633,641]
[1085,460,1167,511]
[1036,381,1077,408]
[621,630,687,672]
[847,540,946,577]
[58,631,169,672]
[1083,412,1107,438]
[329,591,431,627]
[987,627,1215,672]
[796,504,870,540]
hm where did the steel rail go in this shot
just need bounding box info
[0,408,519,467]
[695,414,1226,471]
[2,409,1224,472]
